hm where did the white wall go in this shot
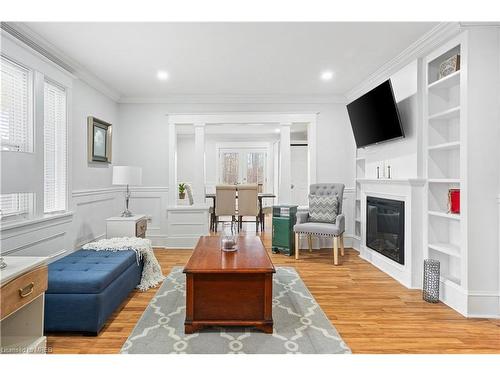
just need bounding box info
[1,37,121,258]
[115,102,356,246]
[69,79,120,249]
[176,135,195,186]
[357,60,420,179]
[117,102,355,184]
[71,80,117,190]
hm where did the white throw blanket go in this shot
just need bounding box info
[83,237,165,291]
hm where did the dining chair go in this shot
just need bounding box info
[215,185,237,232]
[237,184,260,232]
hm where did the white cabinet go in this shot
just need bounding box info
[166,205,209,248]
[106,215,147,239]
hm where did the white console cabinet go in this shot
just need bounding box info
[106,215,148,239]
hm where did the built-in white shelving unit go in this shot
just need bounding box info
[423,28,500,318]
[354,155,365,242]
[423,35,466,304]
[425,42,462,253]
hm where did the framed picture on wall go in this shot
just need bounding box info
[87,116,112,163]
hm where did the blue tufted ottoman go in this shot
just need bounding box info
[44,250,143,334]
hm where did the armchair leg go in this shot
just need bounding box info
[340,234,345,256]
[333,236,339,266]
[307,235,312,253]
[295,232,300,260]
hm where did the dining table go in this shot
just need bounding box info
[205,192,276,232]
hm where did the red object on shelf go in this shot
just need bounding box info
[448,189,460,214]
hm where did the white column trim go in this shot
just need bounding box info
[193,122,206,204]
[167,117,177,206]
[279,123,292,204]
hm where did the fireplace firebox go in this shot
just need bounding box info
[366,196,405,265]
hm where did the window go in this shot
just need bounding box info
[1,56,32,152]
[44,81,67,213]
[0,193,30,219]
[220,151,239,185]
[219,147,267,190]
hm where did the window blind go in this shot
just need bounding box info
[44,80,67,213]
[0,56,32,152]
[0,193,29,218]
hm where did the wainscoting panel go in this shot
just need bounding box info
[0,213,73,257]
[128,187,169,247]
[72,188,121,249]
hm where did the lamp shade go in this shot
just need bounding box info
[112,166,142,186]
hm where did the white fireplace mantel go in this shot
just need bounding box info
[358,178,425,289]
[356,178,426,187]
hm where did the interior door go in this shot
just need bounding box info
[291,145,308,206]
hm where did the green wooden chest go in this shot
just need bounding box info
[271,205,298,256]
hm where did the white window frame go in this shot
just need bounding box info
[0,54,34,153]
[43,79,68,214]
[0,42,72,226]
[0,55,35,220]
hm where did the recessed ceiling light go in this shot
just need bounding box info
[321,70,334,81]
[275,128,281,133]
[157,70,169,81]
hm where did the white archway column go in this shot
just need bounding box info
[193,122,206,204]
[279,123,292,204]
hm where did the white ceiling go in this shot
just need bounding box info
[23,22,438,99]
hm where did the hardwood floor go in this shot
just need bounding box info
[46,226,500,354]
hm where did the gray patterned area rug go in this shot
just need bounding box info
[121,266,351,354]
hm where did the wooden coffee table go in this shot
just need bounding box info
[183,235,275,334]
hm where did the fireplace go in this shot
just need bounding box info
[366,196,405,265]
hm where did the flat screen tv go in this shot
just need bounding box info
[346,79,404,148]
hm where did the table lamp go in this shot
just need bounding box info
[112,166,142,217]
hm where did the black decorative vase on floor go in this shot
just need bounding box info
[423,259,440,303]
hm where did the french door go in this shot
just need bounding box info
[219,148,267,190]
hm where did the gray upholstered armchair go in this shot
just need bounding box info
[293,183,345,265]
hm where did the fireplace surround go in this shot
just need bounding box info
[356,178,425,289]
[366,196,405,265]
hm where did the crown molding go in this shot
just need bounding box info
[346,22,461,101]
[1,22,121,102]
[459,22,500,28]
[118,94,347,105]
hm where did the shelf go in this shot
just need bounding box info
[355,218,361,222]
[428,141,460,151]
[428,106,460,121]
[428,179,460,184]
[429,243,461,258]
[428,211,461,220]
[356,157,366,161]
[428,70,460,90]
[440,274,461,287]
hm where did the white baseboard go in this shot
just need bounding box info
[147,234,168,248]
[164,236,200,249]
[467,291,500,318]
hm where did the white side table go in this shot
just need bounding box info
[106,215,147,239]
